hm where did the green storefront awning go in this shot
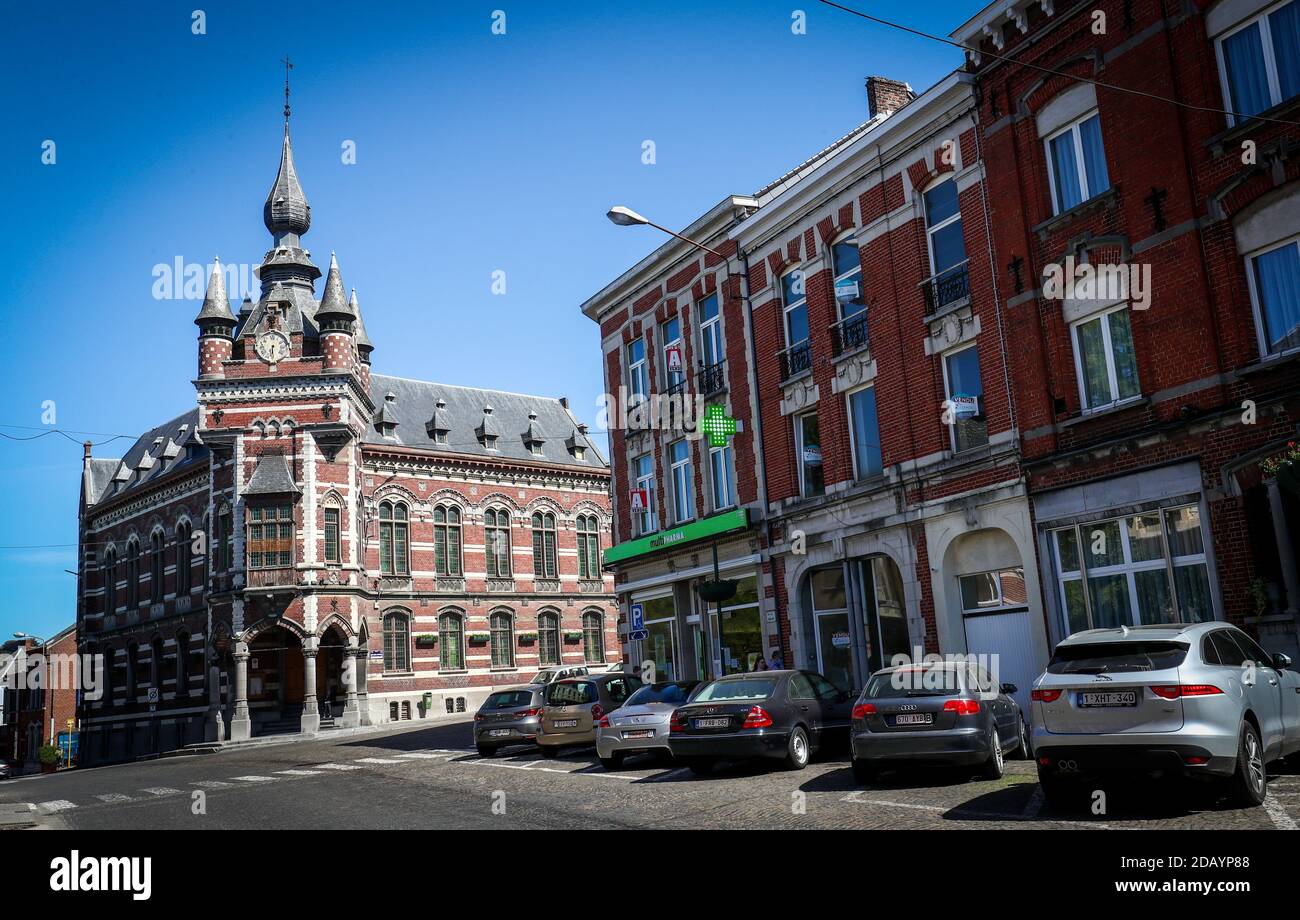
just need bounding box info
[603,508,750,566]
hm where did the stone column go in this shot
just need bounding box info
[356,646,372,726]
[1268,478,1300,616]
[300,637,320,734]
[339,643,361,729]
[229,642,251,742]
[204,663,226,743]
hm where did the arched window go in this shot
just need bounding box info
[150,531,165,604]
[490,610,514,668]
[433,505,462,577]
[382,611,410,672]
[379,502,410,576]
[582,611,606,664]
[323,500,341,565]
[218,506,233,571]
[95,646,111,709]
[576,515,600,580]
[537,611,560,667]
[438,612,464,670]
[176,632,190,696]
[126,539,140,609]
[485,507,512,578]
[151,637,165,690]
[102,547,117,614]
[531,512,557,578]
[175,520,192,595]
[126,642,139,700]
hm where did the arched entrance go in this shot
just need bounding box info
[248,625,304,732]
[317,624,349,722]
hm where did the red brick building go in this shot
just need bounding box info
[76,112,616,765]
[0,625,79,772]
[955,0,1300,654]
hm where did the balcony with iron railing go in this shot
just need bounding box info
[830,312,869,358]
[919,260,971,318]
[778,339,813,382]
[696,359,726,396]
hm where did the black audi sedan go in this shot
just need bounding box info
[667,670,853,774]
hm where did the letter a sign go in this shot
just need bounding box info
[630,489,648,511]
[665,344,683,374]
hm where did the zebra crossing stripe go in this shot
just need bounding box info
[274,769,322,776]
[355,757,404,764]
[393,751,450,759]
[95,793,135,804]
[192,781,233,789]
[313,763,362,771]
[142,787,182,796]
[39,800,77,812]
[230,775,277,783]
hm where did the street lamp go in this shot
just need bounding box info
[605,205,725,257]
[12,632,45,644]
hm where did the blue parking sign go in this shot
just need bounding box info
[630,603,644,632]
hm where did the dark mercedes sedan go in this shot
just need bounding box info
[667,670,853,774]
[849,663,1028,784]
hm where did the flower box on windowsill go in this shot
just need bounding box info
[467,632,490,645]
[563,631,583,643]
[414,634,438,649]
[517,632,538,644]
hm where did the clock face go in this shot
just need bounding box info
[255,331,290,364]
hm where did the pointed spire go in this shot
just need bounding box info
[316,252,355,328]
[263,122,311,242]
[351,288,373,359]
[195,257,236,328]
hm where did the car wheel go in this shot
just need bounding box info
[785,726,811,771]
[980,726,1005,780]
[1228,721,1267,808]
[599,752,624,771]
[540,745,559,760]
[851,757,879,785]
[476,744,496,759]
[1037,767,1076,812]
[688,759,715,776]
[1014,719,1031,760]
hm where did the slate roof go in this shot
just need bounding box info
[87,409,207,505]
[243,453,300,495]
[364,373,607,469]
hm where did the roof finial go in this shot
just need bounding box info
[282,55,293,130]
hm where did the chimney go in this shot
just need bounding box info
[865,76,915,119]
[559,396,569,409]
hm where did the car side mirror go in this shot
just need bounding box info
[1001,683,1018,695]
[1274,653,1293,670]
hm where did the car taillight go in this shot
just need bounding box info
[669,711,685,733]
[1031,689,1062,703]
[473,713,485,721]
[852,703,877,720]
[522,708,542,718]
[943,699,980,715]
[1151,684,1222,700]
[597,714,611,728]
[741,706,773,729]
[591,704,604,722]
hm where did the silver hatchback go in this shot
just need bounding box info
[1030,622,1300,808]
[473,685,546,757]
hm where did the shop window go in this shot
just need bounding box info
[1050,504,1215,636]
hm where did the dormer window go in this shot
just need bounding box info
[477,404,501,449]
[484,435,499,450]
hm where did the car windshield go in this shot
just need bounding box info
[534,670,558,683]
[483,690,533,710]
[626,682,697,706]
[1047,641,1189,674]
[862,667,964,699]
[693,677,778,702]
[545,681,596,706]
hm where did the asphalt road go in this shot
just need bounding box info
[1,718,1296,830]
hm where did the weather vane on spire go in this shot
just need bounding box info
[282,55,293,126]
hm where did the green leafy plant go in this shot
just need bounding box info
[414,634,438,647]
[38,744,61,766]
[467,631,490,644]
[1249,578,1269,618]
[1261,441,1299,477]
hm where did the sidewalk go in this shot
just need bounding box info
[0,803,39,830]
[163,711,472,758]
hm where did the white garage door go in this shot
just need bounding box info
[962,610,1039,715]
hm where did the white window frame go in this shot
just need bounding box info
[709,442,735,512]
[795,412,823,497]
[1243,232,1300,359]
[669,439,695,524]
[661,315,685,389]
[633,453,658,535]
[940,344,984,453]
[846,384,882,481]
[698,292,723,368]
[831,233,864,321]
[958,568,1029,615]
[781,268,808,350]
[1070,303,1142,413]
[1044,110,1107,214]
[1050,504,1214,637]
[1214,0,1297,126]
[924,177,963,279]
[626,339,647,404]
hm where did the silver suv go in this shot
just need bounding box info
[1031,622,1300,808]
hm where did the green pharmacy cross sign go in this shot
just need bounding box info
[700,405,736,447]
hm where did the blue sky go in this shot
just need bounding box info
[0,0,963,640]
